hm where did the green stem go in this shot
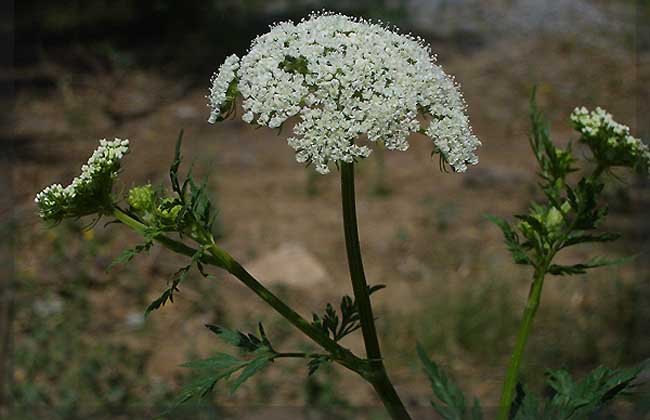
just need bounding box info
[225,258,360,369]
[340,162,412,420]
[274,352,326,359]
[111,207,363,374]
[497,268,546,420]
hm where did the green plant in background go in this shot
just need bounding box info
[414,90,648,420]
[32,11,648,420]
[490,89,649,420]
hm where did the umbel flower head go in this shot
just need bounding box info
[35,138,129,223]
[571,107,650,175]
[207,12,481,174]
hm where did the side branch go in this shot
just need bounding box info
[111,207,364,375]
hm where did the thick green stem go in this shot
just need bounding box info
[340,162,411,420]
[497,268,546,420]
[111,207,362,374]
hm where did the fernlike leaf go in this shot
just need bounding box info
[417,343,483,420]
[144,288,174,318]
[172,353,248,407]
[171,349,277,411]
[144,248,205,317]
[108,240,153,270]
[229,354,273,394]
[307,355,331,376]
[512,387,544,420]
[546,364,645,419]
[205,323,274,353]
[562,231,620,248]
[170,130,184,196]
[312,284,385,342]
[512,363,646,420]
[485,215,533,266]
[547,255,632,276]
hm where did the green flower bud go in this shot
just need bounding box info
[157,197,183,225]
[545,207,563,229]
[128,184,156,212]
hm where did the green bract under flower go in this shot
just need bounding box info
[207,12,481,174]
[35,138,129,223]
[571,107,650,175]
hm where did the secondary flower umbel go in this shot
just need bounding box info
[571,107,650,175]
[207,12,481,174]
[35,138,130,223]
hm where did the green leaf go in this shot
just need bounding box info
[470,398,483,420]
[172,351,274,410]
[144,288,174,318]
[311,284,383,342]
[307,355,331,376]
[562,231,620,248]
[169,350,280,413]
[229,354,272,394]
[173,353,246,407]
[528,87,576,195]
[512,363,646,420]
[108,240,153,270]
[515,214,548,237]
[417,343,483,420]
[512,387,544,420]
[486,215,533,266]
[368,284,386,295]
[145,246,208,317]
[546,364,645,418]
[180,352,243,370]
[170,130,184,196]
[205,324,272,353]
[548,255,633,276]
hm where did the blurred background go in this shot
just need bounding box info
[3,0,650,418]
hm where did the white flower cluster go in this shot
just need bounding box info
[207,55,240,123]
[571,107,649,175]
[207,12,480,174]
[35,138,130,222]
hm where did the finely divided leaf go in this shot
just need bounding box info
[108,240,153,270]
[307,355,331,376]
[486,215,532,266]
[417,343,483,420]
[312,285,385,342]
[229,354,273,394]
[145,247,208,317]
[512,364,646,420]
[205,323,274,353]
[171,350,275,409]
[144,288,174,317]
[170,130,184,196]
[547,364,644,417]
[548,256,632,276]
[562,231,620,248]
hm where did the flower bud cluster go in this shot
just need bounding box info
[207,12,480,174]
[35,138,130,222]
[571,107,649,175]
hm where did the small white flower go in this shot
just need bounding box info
[571,107,649,175]
[35,138,130,222]
[207,55,240,124]
[207,12,480,174]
